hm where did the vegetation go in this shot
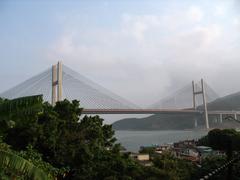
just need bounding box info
[1,95,240,179]
[0,96,170,179]
[198,129,240,179]
[198,129,240,157]
[0,149,50,180]
[0,138,55,179]
[152,152,197,180]
[206,91,240,111]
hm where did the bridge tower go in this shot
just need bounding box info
[192,79,209,129]
[52,61,63,105]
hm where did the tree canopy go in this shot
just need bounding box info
[1,96,240,179]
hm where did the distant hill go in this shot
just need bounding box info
[201,91,240,111]
[112,113,203,130]
[112,113,240,130]
[113,91,240,130]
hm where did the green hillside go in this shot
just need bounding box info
[203,91,240,111]
[113,91,240,130]
[112,113,203,130]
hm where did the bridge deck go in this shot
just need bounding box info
[82,109,240,115]
[82,109,198,114]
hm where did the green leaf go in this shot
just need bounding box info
[0,149,52,180]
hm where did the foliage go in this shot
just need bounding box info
[153,152,197,180]
[0,137,58,179]
[194,155,226,179]
[35,100,149,179]
[197,129,240,179]
[3,96,240,179]
[0,149,51,180]
[139,147,156,156]
[0,95,43,119]
[0,95,43,137]
[18,145,63,178]
[198,129,240,158]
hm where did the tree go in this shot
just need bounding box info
[194,155,226,180]
[153,152,197,180]
[33,99,172,179]
[198,129,240,180]
[0,137,59,179]
[0,96,204,179]
[0,95,43,119]
[139,147,156,156]
[199,129,240,158]
[0,95,43,137]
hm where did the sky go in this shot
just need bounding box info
[0,0,240,108]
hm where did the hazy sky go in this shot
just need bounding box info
[0,0,239,107]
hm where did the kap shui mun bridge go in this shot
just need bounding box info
[1,62,239,129]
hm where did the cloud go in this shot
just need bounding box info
[48,2,240,107]
[233,17,240,26]
[214,6,226,16]
[121,14,161,42]
[187,6,204,22]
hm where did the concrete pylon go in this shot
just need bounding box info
[192,81,196,109]
[52,64,57,105]
[192,79,209,129]
[51,61,63,105]
[201,79,209,129]
[57,61,63,102]
[194,118,198,128]
[234,113,237,120]
[219,113,223,123]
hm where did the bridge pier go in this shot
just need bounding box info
[234,113,237,120]
[219,113,223,123]
[194,118,198,128]
[213,115,218,123]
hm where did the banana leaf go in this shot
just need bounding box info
[0,150,52,180]
[0,95,43,118]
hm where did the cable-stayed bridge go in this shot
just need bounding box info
[0,63,138,109]
[149,81,219,109]
[0,62,239,129]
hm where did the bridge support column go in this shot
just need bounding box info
[234,113,237,120]
[219,114,223,123]
[52,64,57,105]
[57,61,63,102]
[192,79,209,129]
[192,81,196,109]
[214,116,217,123]
[194,117,198,128]
[51,61,63,105]
[201,79,209,129]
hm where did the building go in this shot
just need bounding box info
[130,153,152,166]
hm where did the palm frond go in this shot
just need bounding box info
[0,95,43,117]
[0,150,51,179]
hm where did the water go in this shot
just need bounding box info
[115,130,208,152]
